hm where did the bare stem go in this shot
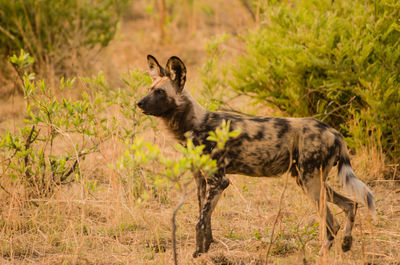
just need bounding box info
[172,181,193,265]
[265,144,293,264]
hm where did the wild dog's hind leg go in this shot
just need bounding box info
[299,173,340,253]
[193,168,229,257]
[326,185,358,252]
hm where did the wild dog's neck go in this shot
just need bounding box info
[161,91,207,141]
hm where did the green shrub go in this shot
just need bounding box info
[230,0,400,159]
[0,50,148,199]
[0,0,129,75]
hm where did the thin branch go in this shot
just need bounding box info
[59,145,98,182]
[265,143,294,264]
[172,180,193,265]
[23,125,36,179]
[316,96,356,122]
[0,24,15,40]
[318,167,328,261]
[237,0,256,21]
[0,183,11,196]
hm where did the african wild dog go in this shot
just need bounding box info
[137,55,376,257]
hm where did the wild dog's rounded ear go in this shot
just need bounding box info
[165,56,186,92]
[147,54,165,80]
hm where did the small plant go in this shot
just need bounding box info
[1,52,102,198]
[293,223,319,255]
[0,50,148,199]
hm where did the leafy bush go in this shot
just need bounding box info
[0,0,129,75]
[230,0,400,159]
[0,50,148,199]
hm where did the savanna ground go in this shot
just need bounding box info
[0,1,399,264]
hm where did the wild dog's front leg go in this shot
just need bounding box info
[193,170,230,257]
[194,171,214,243]
[194,171,206,215]
[195,171,214,242]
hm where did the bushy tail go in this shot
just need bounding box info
[337,138,376,218]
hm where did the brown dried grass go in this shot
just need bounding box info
[0,1,399,264]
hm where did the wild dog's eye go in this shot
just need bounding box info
[154,88,165,94]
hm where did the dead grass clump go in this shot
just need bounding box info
[351,144,388,182]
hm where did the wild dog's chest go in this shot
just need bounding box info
[190,130,217,154]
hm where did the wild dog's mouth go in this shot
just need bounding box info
[140,109,152,115]
[140,109,149,114]
[140,109,160,116]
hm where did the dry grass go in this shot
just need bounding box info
[1,1,399,264]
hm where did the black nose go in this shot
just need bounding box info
[137,99,144,108]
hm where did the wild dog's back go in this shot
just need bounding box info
[192,113,342,178]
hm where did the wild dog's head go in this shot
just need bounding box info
[137,55,187,117]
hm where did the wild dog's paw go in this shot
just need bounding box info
[193,250,202,258]
[342,235,353,252]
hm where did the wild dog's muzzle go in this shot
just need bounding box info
[136,96,167,116]
[137,98,146,109]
